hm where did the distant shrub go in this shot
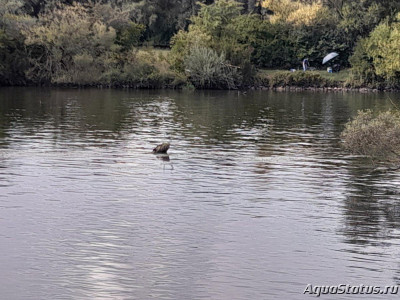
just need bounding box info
[169,28,212,72]
[184,46,239,89]
[101,49,185,88]
[342,110,400,162]
[116,22,145,50]
[254,72,270,87]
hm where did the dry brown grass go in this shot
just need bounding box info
[341,110,400,162]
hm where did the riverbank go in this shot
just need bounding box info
[253,69,399,92]
[2,68,398,93]
[252,86,381,93]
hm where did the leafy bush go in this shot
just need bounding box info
[169,28,211,72]
[184,46,239,89]
[342,110,400,161]
[99,49,184,88]
[254,71,270,87]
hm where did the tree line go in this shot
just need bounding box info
[1,0,400,88]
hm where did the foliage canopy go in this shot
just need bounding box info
[1,0,400,87]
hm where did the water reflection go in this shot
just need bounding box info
[155,153,174,171]
[1,88,400,299]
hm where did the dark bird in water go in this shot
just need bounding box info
[153,142,170,154]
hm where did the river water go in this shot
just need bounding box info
[1,88,400,299]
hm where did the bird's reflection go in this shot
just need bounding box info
[155,154,174,170]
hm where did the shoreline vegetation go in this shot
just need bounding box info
[342,110,400,168]
[1,0,400,91]
[5,68,396,93]
[254,70,385,93]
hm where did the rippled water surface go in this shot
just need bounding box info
[1,88,400,299]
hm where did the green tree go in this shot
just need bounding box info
[170,0,255,87]
[21,3,119,84]
[350,12,400,85]
[0,0,34,84]
[348,38,378,85]
[366,16,400,82]
[128,0,201,46]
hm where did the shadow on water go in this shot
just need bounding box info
[338,155,400,284]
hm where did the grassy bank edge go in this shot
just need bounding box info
[253,69,397,92]
[3,68,398,92]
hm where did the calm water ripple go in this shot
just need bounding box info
[1,88,400,299]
